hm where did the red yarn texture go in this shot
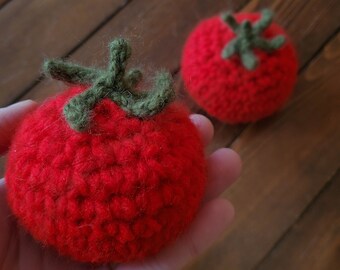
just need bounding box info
[6,86,206,263]
[182,12,298,123]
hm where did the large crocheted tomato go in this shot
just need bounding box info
[182,9,298,123]
[6,39,206,263]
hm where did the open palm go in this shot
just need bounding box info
[0,100,241,270]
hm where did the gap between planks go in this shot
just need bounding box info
[253,169,340,270]
[7,0,250,107]
[16,0,251,101]
[8,0,134,106]
[226,25,340,148]
[0,0,10,10]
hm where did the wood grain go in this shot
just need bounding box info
[243,0,340,66]
[203,0,340,153]
[187,33,340,270]
[256,170,340,270]
[0,0,129,107]
[24,0,340,104]
[0,0,250,179]
[19,0,340,154]
[0,1,339,269]
[0,0,10,9]
[19,0,249,103]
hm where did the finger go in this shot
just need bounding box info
[0,100,38,155]
[189,114,214,146]
[0,178,13,266]
[117,198,234,270]
[204,148,242,202]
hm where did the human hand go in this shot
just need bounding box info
[0,101,241,270]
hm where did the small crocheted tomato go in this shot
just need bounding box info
[6,39,206,263]
[182,9,298,123]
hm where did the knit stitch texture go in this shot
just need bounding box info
[181,11,298,123]
[6,64,206,263]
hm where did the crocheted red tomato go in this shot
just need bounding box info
[6,39,206,263]
[182,9,298,123]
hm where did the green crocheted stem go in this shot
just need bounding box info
[43,39,175,132]
[43,60,100,85]
[221,9,286,70]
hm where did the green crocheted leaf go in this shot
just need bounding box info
[221,9,286,70]
[43,38,175,132]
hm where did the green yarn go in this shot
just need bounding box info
[221,9,286,70]
[43,60,99,85]
[44,39,175,132]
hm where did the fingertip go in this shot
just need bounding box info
[190,114,214,145]
[180,198,234,265]
[204,148,242,201]
[211,148,242,179]
[0,100,38,154]
[215,198,235,225]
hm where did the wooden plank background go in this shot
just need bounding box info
[0,0,339,269]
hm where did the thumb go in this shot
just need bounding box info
[0,100,38,155]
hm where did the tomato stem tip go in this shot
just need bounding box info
[43,39,175,132]
[220,9,286,70]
